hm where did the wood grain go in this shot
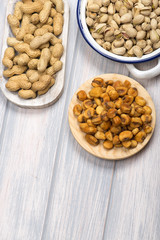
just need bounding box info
[0,0,159,239]
[0,0,69,109]
[69,74,156,160]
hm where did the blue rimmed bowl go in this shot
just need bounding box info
[77,0,160,79]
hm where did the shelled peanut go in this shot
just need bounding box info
[2,0,64,99]
[86,0,160,57]
[73,78,153,150]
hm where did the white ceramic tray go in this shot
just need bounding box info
[0,0,69,108]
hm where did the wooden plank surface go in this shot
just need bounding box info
[0,0,160,240]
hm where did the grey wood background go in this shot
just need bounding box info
[0,1,160,240]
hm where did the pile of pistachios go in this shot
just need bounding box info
[86,0,160,57]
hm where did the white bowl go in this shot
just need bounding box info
[77,0,160,79]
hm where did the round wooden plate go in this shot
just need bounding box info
[68,74,156,160]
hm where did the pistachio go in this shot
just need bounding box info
[102,41,111,50]
[151,19,157,29]
[102,0,110,7]
[95,23,106,33]
[133,14,145,25]
[119,5,128,17]
[94,0,103,7]
[108,3,115,15]
[150,29,159,43]
[88,3,100,12]
[136,30,146,40]
[112,47,126,55]
[100,7,108,13]
[137,40,147,48]
[113,38,125,47]
[143,44,153,54]
[113,13,121,25]
[99,14,108,23]
[124,39,133,50]
[142,22,151,31]
[124,27,137,38]
[121,12,132,23]
[153,0,159,9]
[141,0,152,6]
[115,1,123,12]
[86,17,94,27]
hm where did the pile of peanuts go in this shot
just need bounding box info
[2,0,64,99]
[86,0,160,57]
[73,78,153,150]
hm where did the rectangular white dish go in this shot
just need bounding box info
[0,0,69,108]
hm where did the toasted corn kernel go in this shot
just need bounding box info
[106,80,114,86]
[95,131,106,140]
[92,77,104,87]
[121,114,130,125]
[119,130,133,142]
[132,127,139,135]
[113,135,121,145]
[123,95,134,105]
[124,80,131,88]
[73,104,83,116]
[97,126,104,132]
[113,80,123,89]
[92,115,102,125]
[115,144,123,148]
[128,87,138,97]
[77,90,87,101]
[80,123,97,134]
[103,101,115,110]
[101,93,110,102]
[120,103,131,113]
[130,117,142,128]
[135,105,145,114]
[117,109,122,115]
[143,125,153,134]
[135,96,146,106]
[101,111,109,121]
[103,140,113,149]
[110,125,121,135]
[89,87,103,97]
[107,108,117,118]
[85,134,99,146]
[143,106,152,115]
[116,86,128,96]
[87,119,96,127]
[115,98,123,108]
[130,140,138,148]
[122,140,132,148]
[108,89,119,100]
[134,131,146,143]
[130,106,135,116]
[106,85,115,93]
[83,99,93,109]
[105,130,113,141]
[113,116,121,126]
[77,114,86,123]
[83,108,95,119]
[94,97,102,106]
[141,114,152,123]
[100,121,111,131]
[96,105,104,114]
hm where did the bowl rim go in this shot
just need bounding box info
[76,0,160,64]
